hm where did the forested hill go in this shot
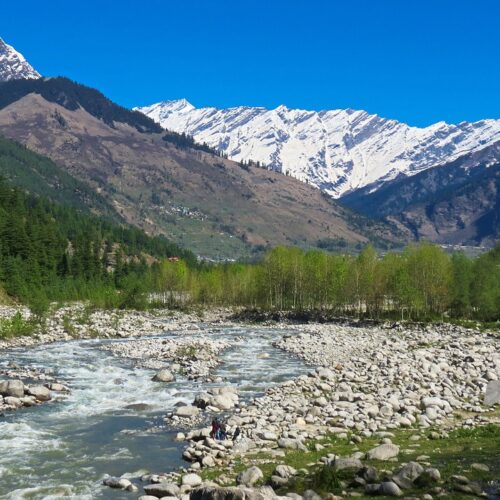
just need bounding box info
[0,135,116,216]
[0,177,195,304]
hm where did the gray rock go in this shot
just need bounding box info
[366,443,400,460]
[379,481,402,497]
[152,369,175,382]
[0,380,24,398]
[176,405,201,418]
[484,380,500,406]
[237,466,263,486]
[277,438,307,451]
[182,473,203,487]
[392,461,424,489]
[4,396,22,408]
[414,468,441,487]
[274,465,297,479]
[103,476,132,489]
[332,457,363,471]
[27,385,51,401]
[144,482,181,497]
[302,490,322,500]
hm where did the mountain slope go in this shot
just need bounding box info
[136,100,500,198]
[0,37,40,81]
[341,142,500,245]
[0,78,401,259]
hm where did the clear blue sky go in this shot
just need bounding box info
[2,0,499,126]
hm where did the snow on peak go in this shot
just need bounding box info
[0,37,40,82]
[136,100,500,198]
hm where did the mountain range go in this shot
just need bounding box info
[136,100,500,199]
[0,37,498,252]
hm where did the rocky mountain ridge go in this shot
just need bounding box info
[0,37,40,82]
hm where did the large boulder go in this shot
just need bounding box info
[366,444,400,461]
[391,461,424,489]
[176,405,201,418]
[0,380,25,398]
[236,466,263,487]
[484,380,500,406]
[182,473,203,487]
[152,369,175,383]
[27,385,51,401]
[144,482,180,497]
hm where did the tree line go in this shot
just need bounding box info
[152,244,500,322]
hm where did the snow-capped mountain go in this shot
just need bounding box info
[136,99,500,198]
[0,37,40,82]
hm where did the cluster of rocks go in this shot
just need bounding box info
[104,337,232,380]
[0,378,68,413]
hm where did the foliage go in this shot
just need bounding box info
[154,243,500,321]
[0,312,36,339]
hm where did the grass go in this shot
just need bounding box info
[200,422,500,499]
[0,312,38,339]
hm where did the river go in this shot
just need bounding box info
[0,325,309,499]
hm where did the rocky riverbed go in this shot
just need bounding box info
[1,307,499,499]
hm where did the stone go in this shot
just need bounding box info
[274,465,297,479]
[379,481,402,497]
[471,463,489,472]
[139,496,160,500]
[182,473,203,487]
[302,490,322,500]
[103,476,132,489]
[277,438,307,451]
[358,466,378,483]
[484,380,500,406]
[202,455,216,467]
[332,457,363,471]
[391,461,424,489]
[366,444,400,461]
[236,466,263,486]
[152,369,175,383]
[4,396,22,408]
[27,385,51,401]
[364,483,381,495]
[144,483,181,497]
[176,405,201,418]
[414,467,441,488]
[0,380,25,398]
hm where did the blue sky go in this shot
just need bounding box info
[2,0,499,126]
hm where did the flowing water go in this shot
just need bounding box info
[0,326,309,499]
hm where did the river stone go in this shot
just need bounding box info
[144,482,180,497]
[392,461,424,489]
[236,466,263,486]
[103,476,132,489]
[484,380,500,406]
[176,405,200,418]
[379,481,403,497]
[366,443,400,460]
[152,369,175,383]
[0,380,25,398]
[27,385,51,401]
[48,382,68,392]
[139,496,160,500]
[4,396,22,408]
[182,473,203,487]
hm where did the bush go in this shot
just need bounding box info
[0,312,37,339]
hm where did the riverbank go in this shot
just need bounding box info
[1,306,499,499]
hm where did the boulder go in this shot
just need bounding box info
[379,481,402,497]
[176,405,201,418]
[27,385,51,401]
[366,444,399,460]
[103,476,132,489]
[332,457,363,471]
[144,482,180,497]
[277,438,307,451]
[182,473,203,487]
[152,369,175,383]
[0,380,24,398]
[391,461,424,489]
[236,466,263,486]
[274,465,297,479]
[4,396,22,408]
[484,380,500,406]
